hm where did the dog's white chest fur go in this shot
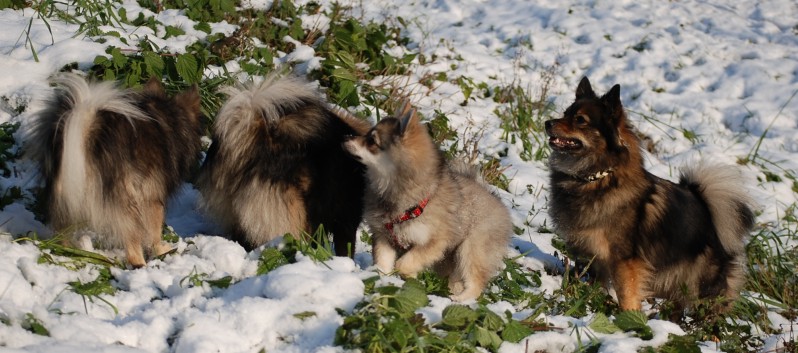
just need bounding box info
[393,220,432,247]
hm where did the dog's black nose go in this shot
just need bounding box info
[544,120,553,130]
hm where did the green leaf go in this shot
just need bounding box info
[614,310,653,340]
[257,248,290,275]
[682,129,697,141]
[206,275,233,289]
[331,67,357,82]
[175,54,200,84]
[103,68,116,81]
[289,18,304,39]
[0,0,28,9]
[389,278,428,315]
[293,311,316,320]
[374,284,400,296]
[194,22,212,33]
[68,267,116,297]
[501,319,533,343]
[38,240,120,267]
[164,25,186,38]
[221,0,236,12]
[256,47,273,64]
[659,334,701,353]
[614,310,648,331]
[589,313,621,334]
[241,62,270,76]
[481,309,505,331]
[441,304,479,328]
[142,51,164,77]
[334,51,357,70]
[474,325,502,350]
[93,55,109,65]
[110,47,127,68]
[24,314,49,336]
[334,80,359,107]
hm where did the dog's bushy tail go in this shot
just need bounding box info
[680,164,755,255]
[448,158,486,182]
[214,75,326,145]
[27,73,148,215]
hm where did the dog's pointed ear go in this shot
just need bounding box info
[601,84,628,148]
[143,76,166,96]
[576,77,594,100]
[176,85,202,115]
[601,84,621,109]
[396,100,417,136]
[601,84,623,123]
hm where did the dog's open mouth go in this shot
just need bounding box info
[549,136,583,151]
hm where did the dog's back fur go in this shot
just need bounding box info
[546,77,754,310]
[196,75,369,256]
[345,102,511,301]
[27,73,203,267]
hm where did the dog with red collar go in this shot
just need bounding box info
[344,101,512,302]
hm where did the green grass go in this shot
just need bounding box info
[493,64,559,162]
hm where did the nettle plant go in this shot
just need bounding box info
[86,0,417,114]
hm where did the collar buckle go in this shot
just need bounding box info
[581,168,613,182]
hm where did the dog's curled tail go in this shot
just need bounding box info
[214,74,325,143]
[680,164,755,255]
[50,73,149,122]
[448,158,492,186]
[25,73,148,179]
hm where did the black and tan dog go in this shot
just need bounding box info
[27,73,203,268]
[545,77,755,311]
[196,75,369,257]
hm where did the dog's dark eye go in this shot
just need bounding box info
[574,114,589,125]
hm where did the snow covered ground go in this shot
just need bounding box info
[1,0,797,352]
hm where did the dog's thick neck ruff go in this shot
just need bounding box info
[384,197,430,250]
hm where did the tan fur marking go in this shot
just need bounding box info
[614,258,649,311]
[145,200,171,257]
[571,228,611,260]
[642,184,669,229]
[238,181,309,245]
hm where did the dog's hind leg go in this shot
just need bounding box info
[118,190,155,268]
[122,216,147,268]
[449,240,493,302]
[145,200,172,258]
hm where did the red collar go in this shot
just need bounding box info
[384,197,430,250]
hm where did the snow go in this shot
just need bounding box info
[1,0,797,352]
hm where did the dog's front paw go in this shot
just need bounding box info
[373,257,396,275]
[394,257,421,278]
[449,287,480,303]
[154,241,175,257]
[372,264,394,275]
